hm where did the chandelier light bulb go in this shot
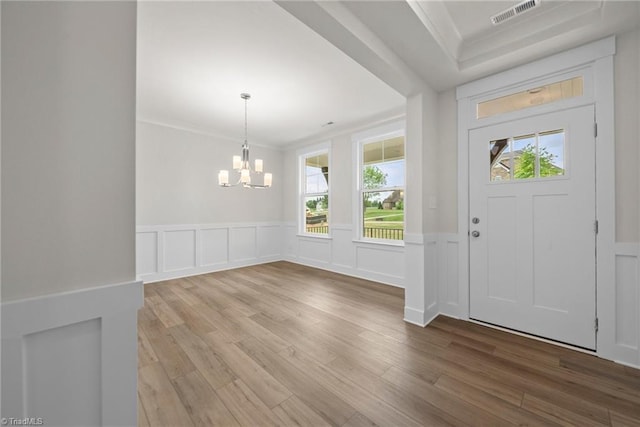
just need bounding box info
[218,170,229,186]
[240,168,251,184]
[233,156,242,170]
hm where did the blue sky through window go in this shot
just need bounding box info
[367,159,405,188]
[539,131,564,169]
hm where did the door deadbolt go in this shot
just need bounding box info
[472,217,480,224]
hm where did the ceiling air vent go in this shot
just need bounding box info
[491,0,541,25]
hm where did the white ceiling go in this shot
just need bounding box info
[136,1,405,148]
[137,1,640,148]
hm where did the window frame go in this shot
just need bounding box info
[489,128,567,184]
[298,142,331,238]
[353,124,406,245]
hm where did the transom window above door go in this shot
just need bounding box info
[477,76,583,119]
[489,129,565,182]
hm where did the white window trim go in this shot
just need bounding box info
[297,142,331,238]
[352,121,406,245]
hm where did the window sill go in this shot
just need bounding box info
[296,233,333,240]
[352,238,405,248]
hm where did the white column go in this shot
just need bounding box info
[404,89,440,326]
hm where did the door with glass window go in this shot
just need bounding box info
[469,105,596,349]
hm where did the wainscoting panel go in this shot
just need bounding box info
[439,234,461,318]
[356,244,404,284]
[404,233,425,325]
[229,226,257,262]
[424,235,439,319]
[24,319,102,426]
[606,243,640,367]
[284,223,405,288]
[201,227,229,266]
[331,225,355,269]
[257,225,282,259]
[284,224,298,259]
[1,280,143,426]
[137,223,283,283]
[616,254,638,348]
[298,237,332,266]
[136,231,158,276]
[164,229,196,272]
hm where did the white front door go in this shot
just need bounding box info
[469,105,596,349]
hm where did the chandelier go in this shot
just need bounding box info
[218,93,272,188]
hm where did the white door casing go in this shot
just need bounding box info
[469,105,596,349]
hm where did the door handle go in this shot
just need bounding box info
[471,230,480,238]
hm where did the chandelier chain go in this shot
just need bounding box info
[244,96,248,143]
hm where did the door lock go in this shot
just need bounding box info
[471,230,480,237]
[472,217,480,224]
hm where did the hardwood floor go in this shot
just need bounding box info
[138,261,640,426]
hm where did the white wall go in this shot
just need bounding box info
[609,26,640,367]
[281,117,409,288]
[137,121,283,225]
[614,27,640,243]
[136,116,411,286]
[136,121,284,282]
[420,89,439,234]
[329,134,353,224]
[2,1,136,300]
[1,0,3,306]
[437,89,458,234]
[1,2,141,425]
[134,29,640,368]
[282,149,298,223]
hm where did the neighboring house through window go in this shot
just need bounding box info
[299,144,330,236]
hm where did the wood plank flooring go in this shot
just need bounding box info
[138,261,640,426]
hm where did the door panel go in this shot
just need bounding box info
[486,196,517,302]
[469,105,596,349]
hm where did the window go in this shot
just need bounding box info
[300,149,329,235]
[490,129,565,182]
[477,76,583,119]
[359,134,405,242]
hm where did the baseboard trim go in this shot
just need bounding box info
[141,255,282,284]
[404,306,426,326]
[286,255,404,288]
[424,302,440,326]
